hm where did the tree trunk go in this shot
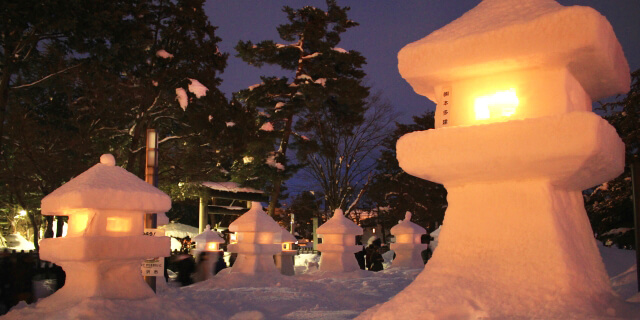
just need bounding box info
[267,113,294,216]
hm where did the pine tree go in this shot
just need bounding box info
[585,69,640,249]
[234,0,369,215]
[368,112,448,232]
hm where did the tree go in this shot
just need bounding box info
[286,191,323,240]
[585,69,640,249]
[368,112,448,233]
[0,0,237,247]
[235,0,369,215]
[299,92,397,215]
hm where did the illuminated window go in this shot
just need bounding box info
[206,242,219,251]
[106,217,132,232]
[70,213,90,234]
[474,89,519,120]
[282,242,292,251]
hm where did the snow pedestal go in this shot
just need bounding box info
[227,202,282,274]
[360,0,635,319]
[193,225,225,281]
[38,154,171,308]
[275,228,297,276]
[317,209,363,272]
[390,212,428,269]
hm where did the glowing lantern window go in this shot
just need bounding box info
[206,242,220,252]
[70,213,90,234]
[282,242,295,251]
[474,89,519,120]
[230,233,237,244]
[106,217,132,232]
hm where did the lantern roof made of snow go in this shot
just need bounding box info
[228,202,281,233]
[193,225,225,244]
[41,154,171,216]
[317,209,363,235]
[279,227,297,243]
[398,0,630,102]
[391,212,426,235]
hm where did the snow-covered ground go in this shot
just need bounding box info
[3,243,637,320]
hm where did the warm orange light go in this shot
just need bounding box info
[474,89,519,120]
[106,217,132,232]
[206,242,220,251]
[70,212,90,235]
[282,242,293,251]
[230,233,237,244]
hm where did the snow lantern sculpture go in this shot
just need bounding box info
[275,227,298,276]
[317,209,363,272]
[389,212,428,269]
[38,154,171,307]
[227,202,282,274]
[193,224,225,253]
[360,1,633,319]
[193,224,225,281]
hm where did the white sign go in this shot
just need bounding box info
[140,228,165,277]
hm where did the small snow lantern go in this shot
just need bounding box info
[279,228,297,252]
[38,154,171,307]
[193,224,224,252]
[375,0,632,318]
[275,227,298,276]
[316,209,363,272]
[390,212,428,269]
[227,202,282,274]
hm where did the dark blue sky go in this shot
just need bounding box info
[204,0,640,196]
[205,0,640,124]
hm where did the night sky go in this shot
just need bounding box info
[205,0,640,124]
[204,0,640,195]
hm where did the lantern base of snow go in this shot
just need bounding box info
[317,244,362,272]
[37,236,169,308]
[360,114,632,319]
[228,243,281,274]
[389,243,428,269]
[274,251,296,276]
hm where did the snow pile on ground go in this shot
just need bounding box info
[3,243,637,320]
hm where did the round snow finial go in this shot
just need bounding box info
[334,209,344,217]
[205,224,211,231]
[405,212,412,221]
[100,154,116,166]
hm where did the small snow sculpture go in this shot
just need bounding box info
[38,154,171,308]
[316,209,363,272]
[389,212,428,269]
[227,202,282,274]
[275,227,297,276]
[193,225,225,281]
[359,0,634,319]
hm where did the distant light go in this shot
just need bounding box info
[475,89,519,120]
[243,156,254,164]
[19,210,27,216]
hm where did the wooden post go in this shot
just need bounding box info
[631,160,640,292]
[144,129,158,293]
[312,217,318,252]
[199,196,207,234]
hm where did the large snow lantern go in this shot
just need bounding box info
[389,212,428,269]
[360,0,633,319]
[316,209,363,272]
[227,202,282,274]
[38,154,171,307]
